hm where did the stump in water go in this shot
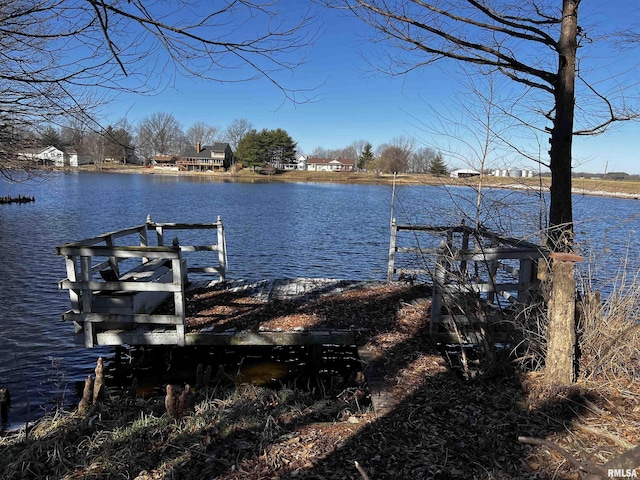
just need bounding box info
[0,388,10,423]
[0,195,35,205]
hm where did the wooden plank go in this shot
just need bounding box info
[63,312,183,324]
[57,224,148,248]
[187,331,359,346]
[91,329,358,347]
[395,247,440,254]
[56,245,180,259]
[148,222,218,230]
[59,280,182,292]
[93,329,179,346]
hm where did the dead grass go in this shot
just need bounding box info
[1,279,639,479]
[578,269,640,384]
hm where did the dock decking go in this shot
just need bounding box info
[81,278,431,348]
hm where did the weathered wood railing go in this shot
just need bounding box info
[388,220,547,339]
[57,215,227,348]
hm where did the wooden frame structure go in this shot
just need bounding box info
[388,221,548,341]
[57,215,227,348]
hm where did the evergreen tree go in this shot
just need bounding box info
[429,153,448,176]
[358,143,374,171]
[41,126,63,149]
[236,128,297,168]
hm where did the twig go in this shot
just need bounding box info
[355,460,370,480]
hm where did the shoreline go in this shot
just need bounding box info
[76,164,640,200]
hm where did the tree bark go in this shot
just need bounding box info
[548,0,579,251]
[545,253,580,385]
[545,0,580,386]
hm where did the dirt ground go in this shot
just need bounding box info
[1,281,638,479]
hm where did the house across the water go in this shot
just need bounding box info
[305,157,355,172]
[20,145,91,167]
[450,168,481,178]
[178,143,233,172]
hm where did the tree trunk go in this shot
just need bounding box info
[545,1,580,385]
[548,0,579,251]
[545,254,579,385]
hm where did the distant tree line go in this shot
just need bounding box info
[21,112,450,174]
[308,136,447,174]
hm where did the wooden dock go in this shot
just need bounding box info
[58,216,547,351]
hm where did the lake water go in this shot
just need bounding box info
[0,171,637,428]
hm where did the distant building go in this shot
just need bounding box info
[305,157,355,172]
[178,142,233,172]
[151,155,179,169]
[450,168,481,178]
[21,145,91,167]
[296,154,307,171]
[493,168,535,177]
[604,172,629,180]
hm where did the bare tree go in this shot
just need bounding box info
[309,145,359,160]
[61,120,89,155]
[135,113,185,161]
[186,123,221,149]
[223,119,254,152]
[321,0,639,250]
[85,131,107,170]
[408,146,441,174]
[376,136,414,173]
[1,1,315,175]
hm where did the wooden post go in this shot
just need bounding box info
[149,214,164,246]
[545,252,582,385]
[172,238,186,347]
[216,215,226,281]
[140,218,149,263]
[487,234,499,304]
[517,258,533,303]
[80,255,95,347]
[460,227,470,278]
[64,255,80,313]
[105,233,120,277]
[387,218,397,283]
[430,240,449,331]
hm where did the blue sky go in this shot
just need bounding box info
[104,2,640,174]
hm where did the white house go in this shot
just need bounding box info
[450,168,481,178]
[296,154,307,171]
[38,146,66,166]
[29,146,92,167]
[305,157,355,172]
